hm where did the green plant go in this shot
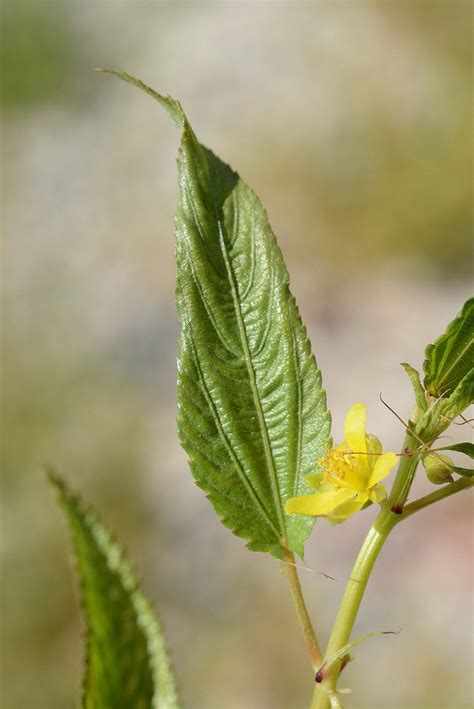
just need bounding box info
[51,70,473,708]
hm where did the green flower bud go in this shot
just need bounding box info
[423,453,454,485]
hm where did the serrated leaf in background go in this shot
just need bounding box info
[99,69,331,560]
[50,473,180,709]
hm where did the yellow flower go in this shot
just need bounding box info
[286,403,397,524]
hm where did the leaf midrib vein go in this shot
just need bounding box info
[182,301,282,540]
[292,326,304,499]
[216,218,287,541]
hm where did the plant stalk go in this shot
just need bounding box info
[311,506,399,709]
[281,549,322,669]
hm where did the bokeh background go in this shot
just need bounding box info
[1,2,473,708]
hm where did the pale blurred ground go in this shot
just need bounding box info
[1,2,473,708]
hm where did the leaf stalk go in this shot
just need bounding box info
[281,550,322,669]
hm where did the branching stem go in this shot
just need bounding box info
[401,476,473,519]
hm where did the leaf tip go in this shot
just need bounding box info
[96,67,184,127]
[44,464,62,491]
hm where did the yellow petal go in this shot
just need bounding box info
[368,452,398,487]
[366,434,382,457]
[337,465,368,493]
[344,403,367,455]
[285,489,355,516]
[368,484,387,503]
[328,496,367,523]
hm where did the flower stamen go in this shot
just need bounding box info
[319,450,357,486]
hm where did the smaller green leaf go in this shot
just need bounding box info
[423,297,474,398]
[401,362,427,413]
[49,472,181,709]
[451,465,474,478]
[436,442,474,459]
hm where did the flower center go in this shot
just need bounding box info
[318,449,357,488]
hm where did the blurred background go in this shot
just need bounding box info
[1,2,473,708]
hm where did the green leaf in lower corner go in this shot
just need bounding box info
[423,297,474,398]
[99,69,331,559]
[49,473,180,709]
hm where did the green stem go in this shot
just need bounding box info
[311,506,399,709]
[387,428,421,514]
[401,476,473,519]
[281,550,322,669]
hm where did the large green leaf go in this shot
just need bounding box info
[423,297,474,397]
[50,473,180,709]
[100,69,331,559]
